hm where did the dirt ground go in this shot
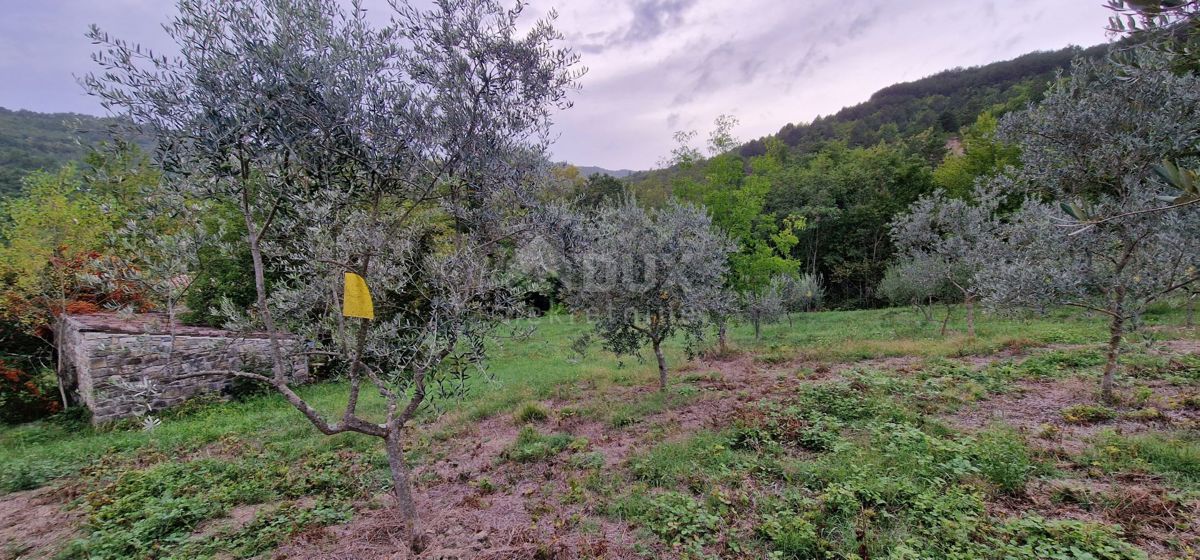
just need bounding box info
[0,486,80,560]
[5,343,1198,559]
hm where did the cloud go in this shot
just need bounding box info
[0,0,1113,171]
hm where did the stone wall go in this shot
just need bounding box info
[58,313,308,423]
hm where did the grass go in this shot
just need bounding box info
[0,302,1195,558]
[1083,431,1200,487]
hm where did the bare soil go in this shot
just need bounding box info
[0,486,79,560]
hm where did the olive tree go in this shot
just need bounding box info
[890,185,1006,338]
[559,199,734,390]
[878,256,958,331]
[84,0,580,548]
[768,272,824,327]
[742,284,782,341]
[978,49,1200,402]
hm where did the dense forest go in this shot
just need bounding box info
[619,43,1109,307]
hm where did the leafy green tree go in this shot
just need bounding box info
[575,173,628,210]
[932,113,1020,198]
[0,166,116,334]
[768,141,936,304]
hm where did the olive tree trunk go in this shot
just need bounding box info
[1101,311,1124,403]
[385,429,420,548]
[965,296,976,339]
[653,339,668,391]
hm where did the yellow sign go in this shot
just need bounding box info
[343,272,374,319]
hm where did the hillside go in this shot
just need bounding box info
[755,44,1108,155]
[0,108,137,198]
[623,43,1113,306]
[573,164,634,178]
[629,43,1107,191]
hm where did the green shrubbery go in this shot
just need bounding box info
[59,451,374,559]
[606,360,1147,559]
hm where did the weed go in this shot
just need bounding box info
[1084,431,1200,486]
[568,451,606,470]
[472,477,497,494]
[1124,407,1164,422]
[58,452,368,559]
[629,432,753,491]
[980,516,1146,560]
[1061,404,1117,425]
[501,426,575,463]
[640,491,720,551]
[606,389,694,428]
[513,402,550,424]
[970,427,1034,494]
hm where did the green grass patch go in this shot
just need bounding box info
[1061,404,1117,425]
[501,426,580,463]
[513,401,549,424]
[1083,431,1200,486]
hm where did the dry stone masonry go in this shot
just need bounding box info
[58,313,308,423]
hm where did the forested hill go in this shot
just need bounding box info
[622,42,1113,307]
[0,108,138,198]
[756,44,1108,156]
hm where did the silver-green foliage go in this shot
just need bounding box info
[890,185,1008,336]
[978,47,1200,399]
[83,0,581,544]
[559,198,734,388]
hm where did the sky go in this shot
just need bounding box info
[0,1,1114,171]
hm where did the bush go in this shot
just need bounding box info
[971,428,1034,494]
[0,360,60,424]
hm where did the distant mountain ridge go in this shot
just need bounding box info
[626,42,1110,194]
[570,164,635,178]
[744,43,1109,157]
[0,107,134,198]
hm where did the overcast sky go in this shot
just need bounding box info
[0,1,1113,170]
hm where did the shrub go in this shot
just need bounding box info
[0,361,60,424]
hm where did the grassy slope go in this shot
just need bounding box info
[0,305,1121,488]
[1,303,1195,558]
